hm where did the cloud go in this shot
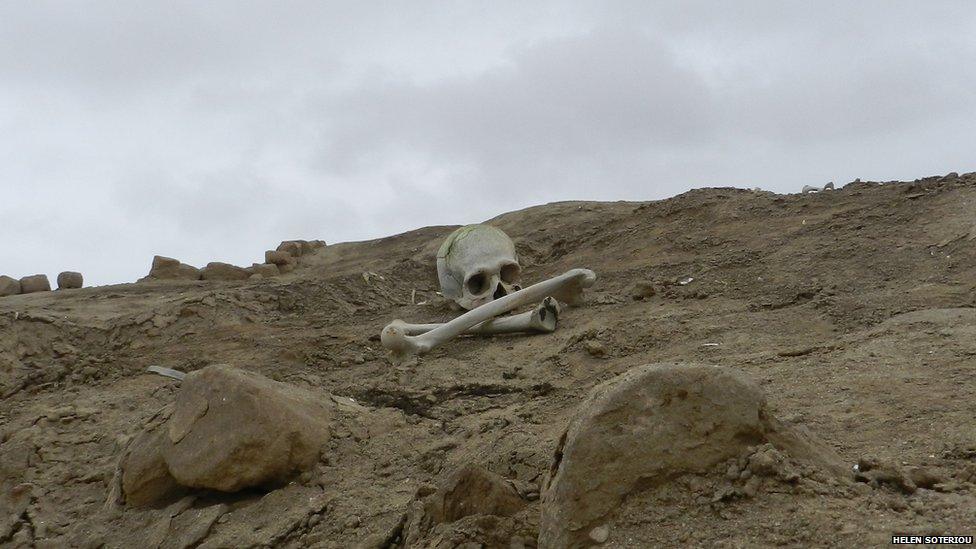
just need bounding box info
[0,2,974,285]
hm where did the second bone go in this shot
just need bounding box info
[389,297,560,336]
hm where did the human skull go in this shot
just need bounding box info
[437,224,522,310]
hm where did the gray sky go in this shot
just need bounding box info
[2,1,975,286]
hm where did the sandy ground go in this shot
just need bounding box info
[1,173,975,548]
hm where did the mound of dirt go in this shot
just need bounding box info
[1,173,975,547]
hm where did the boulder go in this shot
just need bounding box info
[19,274,51,294]
[200,262,249,281]
[264,250,294,267]
[277,239,327,258]
[0,275,20,297]
[57,271,83,290]
[276,240,304,258]
[538,363,848,548]
[147,256,201,281]
[161,364,334,492]
[247,263,280,278]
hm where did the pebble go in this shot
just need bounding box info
[584,340,607,358]
[589,525,610,544]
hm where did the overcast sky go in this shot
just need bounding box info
[2,2,975,286]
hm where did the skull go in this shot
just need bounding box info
[437,224,522,310]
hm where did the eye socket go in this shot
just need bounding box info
[465,272,488,295]
[500,263,521,284]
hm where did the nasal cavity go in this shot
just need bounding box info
[493,283,508,300]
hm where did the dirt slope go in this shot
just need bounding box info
[1,173,975,548]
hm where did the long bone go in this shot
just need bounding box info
[381,268,596,360]
[389,297,560,336]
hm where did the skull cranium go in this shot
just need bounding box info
[437,224,522,310]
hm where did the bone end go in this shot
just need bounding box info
[531,297,561,333]
[552,269,598,306]
[381,320,426,362]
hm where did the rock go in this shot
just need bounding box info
[402,464,528,548]
[19,274,51,294]
[0,483,32,540]
[305,240,327,252]
[628,281,656,300]
[0,275,20,297]
[277,239,327,257]
[57,271,83,290]
[161,364,334,492]
[168,504,228,549]
[588,525,610,544]
[248,263,280,278]
[854,457,916,494]
[276,241,304,258]
[907,466,944,489]
[264,250,295,267]
[200,262,249,281]
[584,340,607,358]
[147,256,201,281]
[424,464,526,524]
[121,415,183,507]
[539,363,848,548]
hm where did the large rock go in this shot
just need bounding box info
[0,275,20,297]
[161,364,334,492]
[57,271,83,289]
[200,262,249,281]
[264,250,294,267]
[277,239,327,258]
[539,363,847,548]
[275,240,304,258]
[247,263,280,278]
[147,256,201,281]
[19,274,51,294]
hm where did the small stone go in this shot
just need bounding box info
[0,275,21,297]
[725,461,740,480]
[589,525,610,544]
[345,515,361,529]
[584,340,607,358]
[742,476,761,497]
[19,274,51,294]
[57,271,83,290]
[200,262,250,281]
